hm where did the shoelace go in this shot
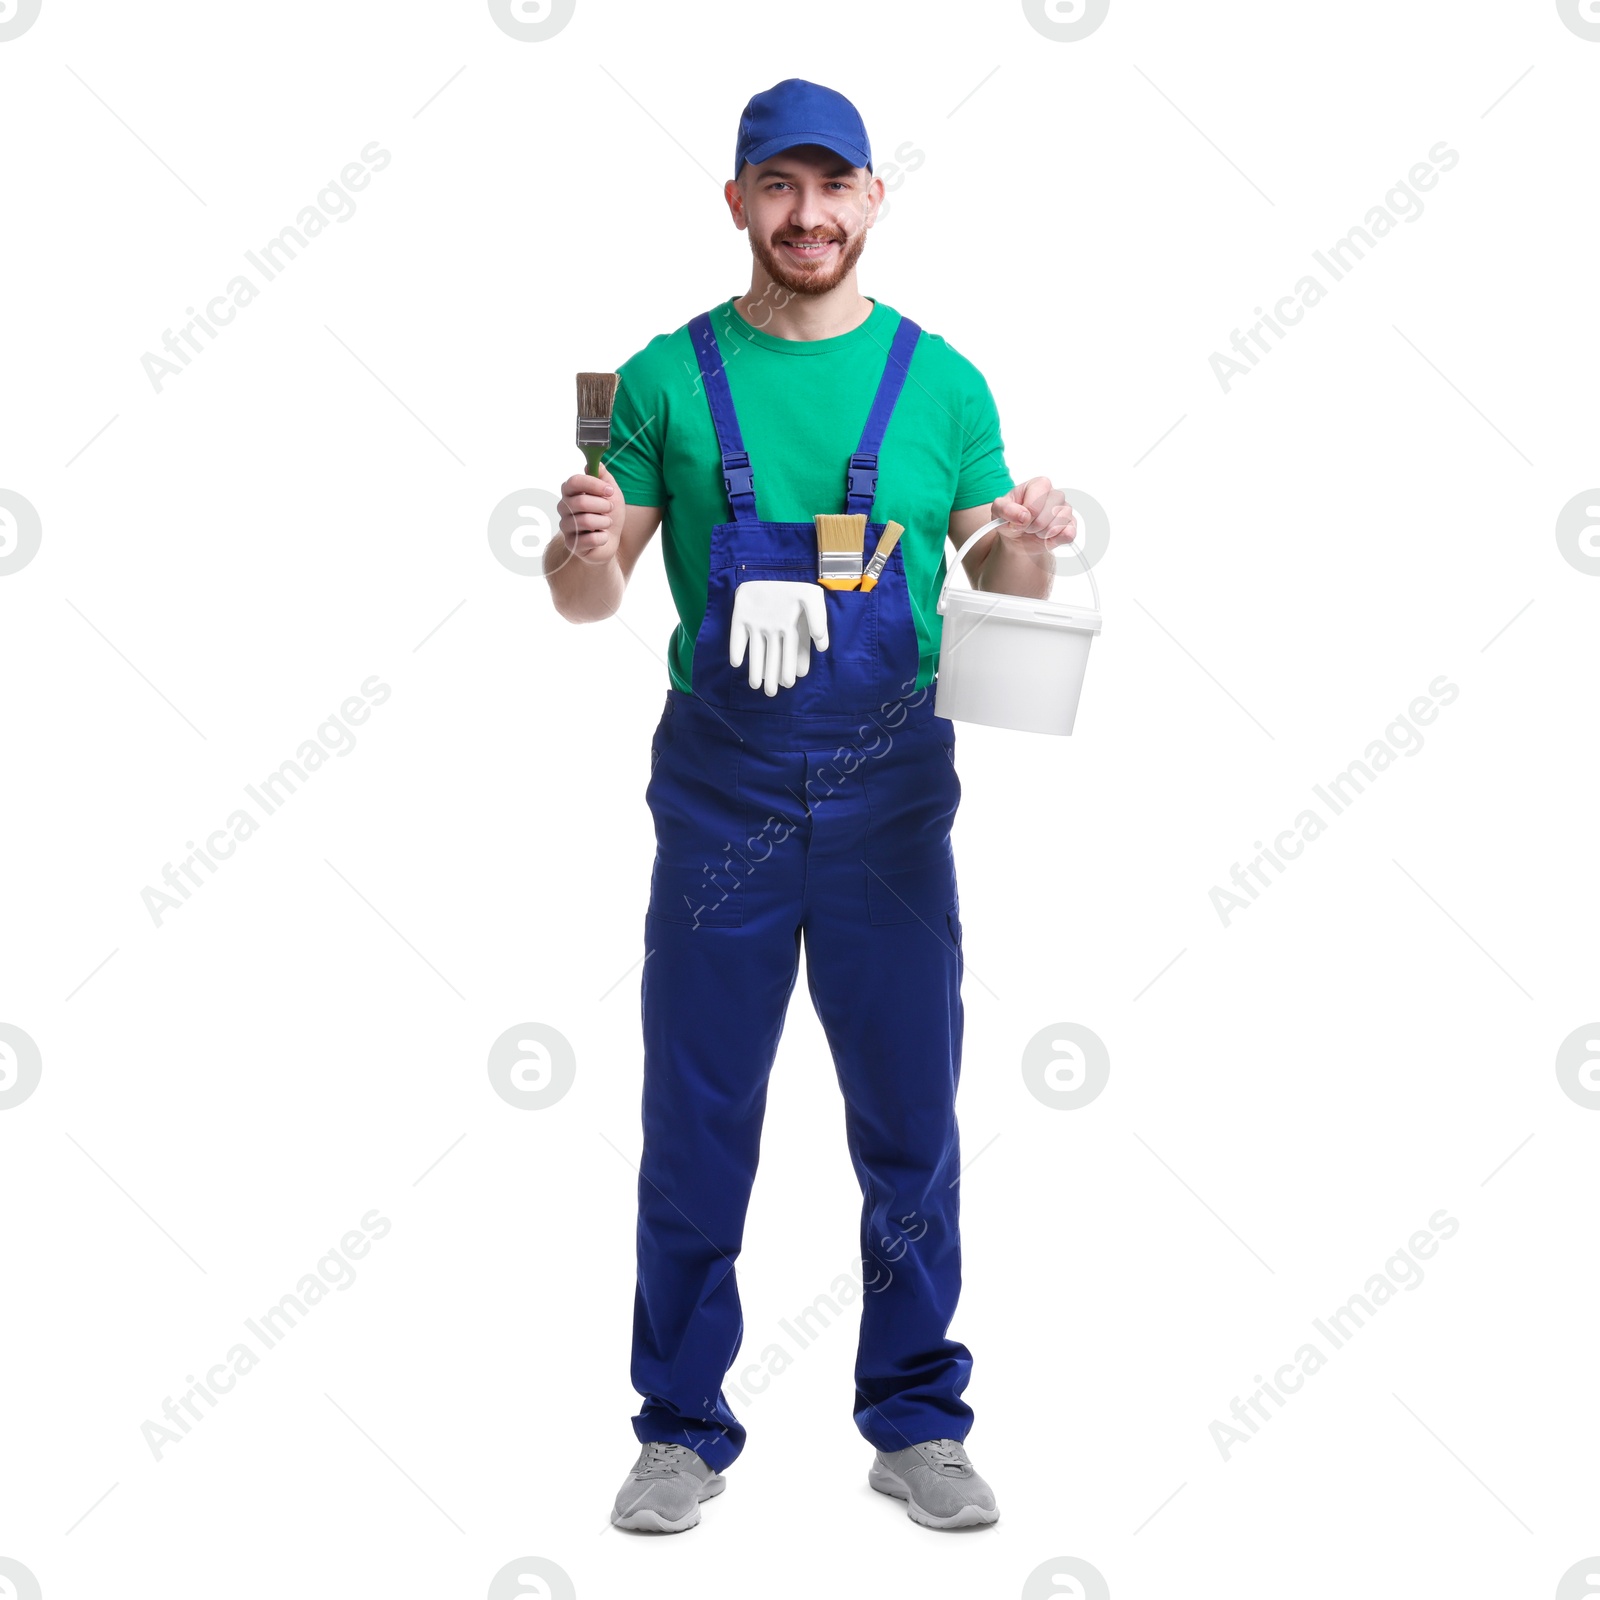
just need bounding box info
[633,1441,693,1479]
[920,1439,971,1475]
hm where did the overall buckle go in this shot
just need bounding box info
[722,450,755,506]
[846,451,879,507]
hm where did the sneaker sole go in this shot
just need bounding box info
[612,1473,725,1533]
[868,1461,999,1529]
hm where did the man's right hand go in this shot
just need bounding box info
[557,465,628,565]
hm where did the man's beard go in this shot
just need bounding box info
[750,224,869,297]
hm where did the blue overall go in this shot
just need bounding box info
[631,308,974,1471]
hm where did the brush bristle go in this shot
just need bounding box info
[577,371,620,419]
[814,514,867,550]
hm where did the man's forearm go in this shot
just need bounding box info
[547,543,625,621]
[976,535,1054,600]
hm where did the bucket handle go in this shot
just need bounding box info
[938,516,1102,615]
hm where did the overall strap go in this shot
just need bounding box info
[689,310,759,523]
[845,315,922,519]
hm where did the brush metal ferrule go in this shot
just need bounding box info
[818,548,863,582]
[576,415,612,449]
[861,523,903,584]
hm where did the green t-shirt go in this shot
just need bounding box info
[601,295,1014,694]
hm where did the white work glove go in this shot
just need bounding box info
[729,580,830,697]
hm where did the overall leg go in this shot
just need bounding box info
[800,717,974,1452]
[631,709,809,1472]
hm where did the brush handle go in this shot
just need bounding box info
[581,445,605,477]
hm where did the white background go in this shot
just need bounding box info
[2,2,1597,1597]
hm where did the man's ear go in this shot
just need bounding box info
[724,177,748,231]
[862,172,886,227]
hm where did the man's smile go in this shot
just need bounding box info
[779,236,839,259]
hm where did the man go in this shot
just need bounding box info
[550,78,1077,1533]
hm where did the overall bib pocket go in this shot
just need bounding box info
[692,527,914,714]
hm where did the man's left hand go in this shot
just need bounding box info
[991,477,1077,549]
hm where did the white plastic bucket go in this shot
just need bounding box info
[933,517,1103,736]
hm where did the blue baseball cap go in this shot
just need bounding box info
[734,78,872,179]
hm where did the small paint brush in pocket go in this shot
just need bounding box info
[857,522,904,592]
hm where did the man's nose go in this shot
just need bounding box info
[788,190,831,232]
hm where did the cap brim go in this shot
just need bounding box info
[740,133,871,173]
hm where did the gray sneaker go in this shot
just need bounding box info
[611,1440,726,1533]
[869,1438,999,1529]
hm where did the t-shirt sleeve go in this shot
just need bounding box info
[953,368,1015,511]
[599,365,665,508]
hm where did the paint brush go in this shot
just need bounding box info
[857,521,904,592]
[814,513,866,589]
[576,371,620,475]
